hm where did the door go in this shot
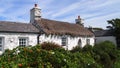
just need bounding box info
[78,39,82,47]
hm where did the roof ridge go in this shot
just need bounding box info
[41,18,75,25]
[0,21,29,24]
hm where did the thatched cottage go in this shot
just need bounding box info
[0,4,94,54]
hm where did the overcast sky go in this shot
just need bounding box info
[0,0,120,29]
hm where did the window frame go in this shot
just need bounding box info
[61,36,67,46]
[18,37,28,47]
[86,39,90,45]
[0,37,4,51]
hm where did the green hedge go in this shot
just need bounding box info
[0,41,120,68]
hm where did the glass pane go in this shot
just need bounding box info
[86,39,90,45]
[19,38,27,47]
[0,38,2,45]
[62,37,67,46]
[0,38,3,51]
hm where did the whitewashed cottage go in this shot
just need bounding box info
[0,4,94,54]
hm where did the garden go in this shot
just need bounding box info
[0,41,120,68]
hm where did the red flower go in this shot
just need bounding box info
[18,63,22,67]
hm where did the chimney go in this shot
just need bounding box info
[30,4,41,23]
[75,16,83,25]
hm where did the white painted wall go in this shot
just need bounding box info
[0,33,95,55]
[95,36,117,45]
[39,34,95,50]
[0,33,38,54]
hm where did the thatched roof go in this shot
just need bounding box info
[35,18,94,36]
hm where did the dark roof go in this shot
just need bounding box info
[0,21,39,33]
[94,30,114,37]
[35,18,94,36]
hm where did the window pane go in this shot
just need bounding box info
[61,37,67,46]
[0,38,3,51]
[0,38,2,45]
[86,39,90,45]
[19,38,27,47]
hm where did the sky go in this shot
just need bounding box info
[0,0,120,29]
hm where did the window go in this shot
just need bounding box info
[19,38,28,47]
[0,37,4,51]
[61,37,67,46]
[86,39,90,45]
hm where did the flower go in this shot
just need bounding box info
[51,52,55,54]
[29,50,33,53]
[64,59,66,61]
[18,63,22,67]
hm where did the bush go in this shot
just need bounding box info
[82,45,93,52]
[0,41,120,68]
[41,42,62,50]
[70,45,82,53]
[93,41,117,68]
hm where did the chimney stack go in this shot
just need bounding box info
[30,4,41,23]
[75,15,83,26]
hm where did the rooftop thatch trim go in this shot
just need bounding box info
[35,18,94,37]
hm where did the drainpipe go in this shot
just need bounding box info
[37,34,41,44]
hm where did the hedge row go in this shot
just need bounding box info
[0,41,120,68]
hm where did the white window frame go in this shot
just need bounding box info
[86,39,90,45]
[0,37,4,51]
[19,37,28,47]
[61,36,67,46]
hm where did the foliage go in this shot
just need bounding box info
[107,18,120,29]
[114,50,120,68]
[82,44,93,52]
[0,41,120,68]
[70,45,82,53]
[92,27,103,31]
[41,42,62,50]
[93,41,117,68]
[107,18,120,47]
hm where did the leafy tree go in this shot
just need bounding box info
[107,18,120,47]
[107,18,120,29]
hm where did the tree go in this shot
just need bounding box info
[107,18,120,47]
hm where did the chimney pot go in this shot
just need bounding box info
[78,16,80,19]
[35,4,37,7]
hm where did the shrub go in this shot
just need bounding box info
[82,45,93,53]
[41,42,62,50]
[0,41,120,68]
[70,45,82,53]
[93,41,117,68]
